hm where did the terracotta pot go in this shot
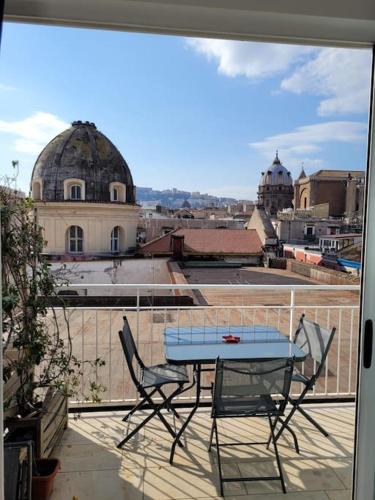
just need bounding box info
[32,458,60,500]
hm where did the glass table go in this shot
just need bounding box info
[164,325,306,464]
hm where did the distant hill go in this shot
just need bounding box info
[136,186,238,209]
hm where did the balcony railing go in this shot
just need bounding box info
[53,284,360,407]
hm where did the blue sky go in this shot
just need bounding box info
[0,23,372,199]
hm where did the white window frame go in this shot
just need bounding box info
[110,182,126,202]
[111,226,120,253]
[64,178,85,200]
[67,225,84,253]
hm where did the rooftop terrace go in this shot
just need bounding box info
[51,404,354,499]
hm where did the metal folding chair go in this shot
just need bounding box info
[273,314,336,448]
[208,357,294,496]
[117,316,190,449]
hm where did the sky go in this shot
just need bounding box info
[0,23,372,200]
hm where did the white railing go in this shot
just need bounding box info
[54,284,360,406]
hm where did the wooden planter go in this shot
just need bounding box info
[3,371,22,419]
[6,388,68,458]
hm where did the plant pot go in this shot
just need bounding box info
[32,458,60,500]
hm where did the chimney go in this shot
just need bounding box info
[171,234,184,260]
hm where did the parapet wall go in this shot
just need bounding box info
[287,259,360,285]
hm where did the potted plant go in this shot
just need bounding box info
[32,457,61,500]
[1,177,105,484]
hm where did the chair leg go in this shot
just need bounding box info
[157,387,180,419]
[117,386,185,449]
[213,419,224,497]
[295,404,329,437]
[122,396,148,422]
[141,390,185,447]
[267,417,300,454]
[279,418,300,454]
[268,415,287,494]
[208,419,215,452]
[266,415,279,449]
[274,397,301,444]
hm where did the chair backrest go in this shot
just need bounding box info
[118,316,144,387]
[212,357,294,417]
[294,314,336,380]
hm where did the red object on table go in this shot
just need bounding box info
[222,335,240,344]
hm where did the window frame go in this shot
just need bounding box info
[68,225,84,253]
[111,226,120,253]
[70,184,82,200]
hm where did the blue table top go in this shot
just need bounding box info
[164,325,306,364]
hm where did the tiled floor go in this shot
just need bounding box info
[51,404,354,499]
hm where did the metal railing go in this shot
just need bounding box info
[54,284,360,407]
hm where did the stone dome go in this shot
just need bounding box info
[31,120,136,203]
[259,152,293,187]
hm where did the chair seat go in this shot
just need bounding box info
[213,394,278,418]
[141,363,189,388]
[292,371,310,385]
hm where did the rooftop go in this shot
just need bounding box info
[51,404,354,499]
[139,228,263,256]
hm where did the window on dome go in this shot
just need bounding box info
[70,184,82,200]
[64,179,85,200]
[32,180,42,200]
[111,226,120,253]
[67,225,83,253]
[110,182,126,202]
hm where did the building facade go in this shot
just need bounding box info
[31,120,140,258]
[257,153,294,216]
[294,169,364,217]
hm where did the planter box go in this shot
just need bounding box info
[3,371,22,419]
[6,388,68,458]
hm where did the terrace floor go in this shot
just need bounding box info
[51,403,354,499]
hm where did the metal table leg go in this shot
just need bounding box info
[169,363,201,464]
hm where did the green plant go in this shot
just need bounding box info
[1,180,105,417]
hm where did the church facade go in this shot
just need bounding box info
[257,153,294,216]
[30,121,140,258]
[294,169,364,217]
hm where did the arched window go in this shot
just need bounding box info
[110,182,126,202]
[111,226,120,253]
[70,184,82,200]
[64,179,85,200]
[68,226,83,253]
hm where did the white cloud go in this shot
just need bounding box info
[0,83,17,91]
[250,121,367,172]
[0,112,70,155]
[187,38,315,79]
[281,48,372,116]
[188,39,371,117]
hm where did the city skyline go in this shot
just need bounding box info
[0,23,372,199]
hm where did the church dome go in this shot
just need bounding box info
[259,152,293,187]
[31,120,136,203]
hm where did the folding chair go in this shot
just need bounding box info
[117,316,190,449]
[273,314,336,447]
[208,357,294,496]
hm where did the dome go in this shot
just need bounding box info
[31,120,136,203]
[259,152,293,187]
